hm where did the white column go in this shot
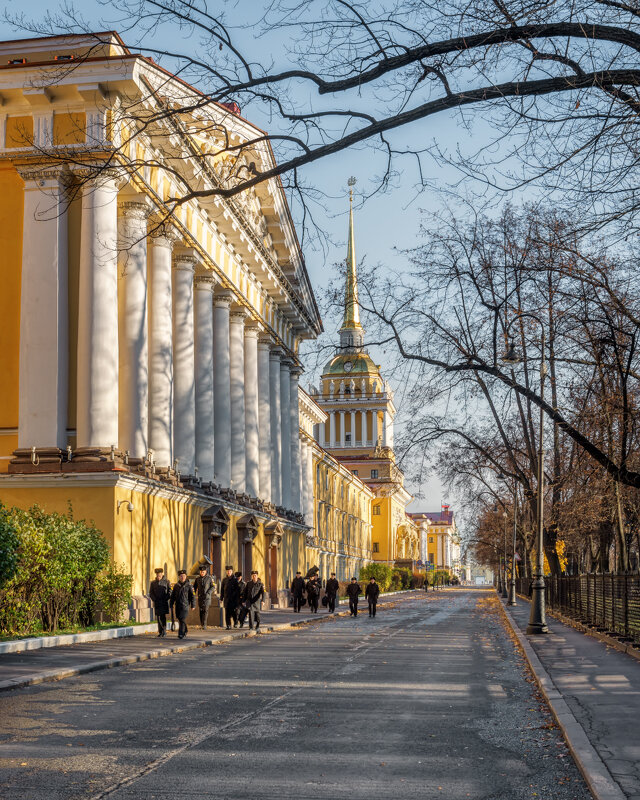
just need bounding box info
[77,176,119,448]
[148,231,175,467]
[382,409,388,447]
[350,411,356,448]
[329,413,336,448]
[194,275,215,481]
[339,411,346,448]
[213,291,232,487]
[300,438,308,518]
[307,442,314,525]
[18,168,68,449]
[118,198,149,459]
[257,336,272,502]
[172,249,196,475]
[280,360,292,508]
[289,369,302,512]
[244,323,260,497]
[269,348,282,506]
[230,308,247,492]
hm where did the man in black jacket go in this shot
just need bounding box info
[193,565,215,629]
[306,575,320,613]
[149,567,171,637]
[365,576,380,618]
[244,570,265,631]
[220,566,240,630]
[170,570,195,639]
[290,571,306,612]
[346,577,362,617]
[325,572,340,613]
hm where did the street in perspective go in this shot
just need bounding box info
[2,2,640,799]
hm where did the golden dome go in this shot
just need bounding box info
[322,352,380,376]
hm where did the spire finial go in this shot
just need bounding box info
[341,177,362,334]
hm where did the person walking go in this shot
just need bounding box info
[220,566,240,630]
[193,564,214,629]
[291,571,306,612]
[244,570,265,631]
[306,574,320,613]
[325,572,339,613]
[365,576,380,618]
[346,577,362,617]
[234,571,246,625]
[170,570,195,639]
[149,567,171,637]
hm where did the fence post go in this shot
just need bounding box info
[624,573,629,639]
[611,572,615,633]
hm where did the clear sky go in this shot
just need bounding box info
[3,0,491,512]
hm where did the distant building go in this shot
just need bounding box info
[310,185,419,567]
[409,506,462,575]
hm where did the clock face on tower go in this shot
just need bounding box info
[344,361,353,372]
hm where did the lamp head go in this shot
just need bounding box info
[503,341,521,365]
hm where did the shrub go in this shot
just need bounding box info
[0,504,110,635]
[359,563,393,591]
[0,504,19,588]
[96,562,133,623]
[411,571,427,589]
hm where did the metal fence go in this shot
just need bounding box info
[515,574,640,645]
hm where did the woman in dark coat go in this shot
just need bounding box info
[149,567,171,637]
[170,570,195,639]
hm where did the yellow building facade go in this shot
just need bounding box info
[311,186,419,566]
[0,32,322,608]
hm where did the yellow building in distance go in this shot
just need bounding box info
[0,32,323,610]
[311,182,419,567]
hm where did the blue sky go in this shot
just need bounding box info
[4,0,501,511]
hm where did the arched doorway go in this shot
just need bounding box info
[201,504,230,586]
[236,514,260,579]
[265,521,283,604]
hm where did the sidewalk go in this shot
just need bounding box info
[0,591,417,693]
[504,598,640,800]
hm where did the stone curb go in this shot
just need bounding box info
[0,591,417,693]
[497,597,626,800]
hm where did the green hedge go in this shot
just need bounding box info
[359,563,393,591]
[0,503,115,635]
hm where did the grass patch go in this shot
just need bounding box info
[0,620,149,643]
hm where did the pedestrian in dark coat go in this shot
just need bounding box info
[234,571,246,625]
[244,571,265,631]
[291,571,306,612]
[170,570,195,639]
[325,573,340,613]
[193,565,215,629]
[365,577,380,618]
[306,575,320,613]
[220,566,241,630]
[149,567,171,637]
[346,577,362,617]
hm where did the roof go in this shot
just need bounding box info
[410,510,455,525]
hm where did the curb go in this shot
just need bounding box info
[497,597,626,800]
[0,592,418,693]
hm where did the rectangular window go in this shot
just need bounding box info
[428,536,434,543]
[352,469,358,476]
[373,505,381,516]
[372,542,380,553]
[345,433,351,443]
[370,469,379,478]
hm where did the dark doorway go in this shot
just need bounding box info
[269,546,278,603]
[201,505,230,586]
[237,514,259,581]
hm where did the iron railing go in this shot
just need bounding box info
[515,573,640,646]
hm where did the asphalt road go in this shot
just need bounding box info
[0,590,591,800]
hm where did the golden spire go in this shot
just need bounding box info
[341,177,362,331]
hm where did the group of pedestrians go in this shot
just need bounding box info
[148,564,265,639]
[290,572,381,619]
[220,566,265,632]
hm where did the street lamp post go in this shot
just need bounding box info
[508,486,518,606]
[502,511,509,599]
[503,320,549,634]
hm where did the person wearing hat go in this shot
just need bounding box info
[149,567,171,637]
[325,572,340,613]
[220,565,241,630]
[234,571,246,625]
[194,564,215,630]
[243,570,265,631]
[345,576,362,617]
[170,570,195,639]
[290,571,306,613]
[365,576,380,618]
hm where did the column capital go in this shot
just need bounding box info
[258,334,273,351]
[289,365,303,379]
[244,321,261,339]
[213,289,234,308]
[118,198,152,221]
[149,221,181,248]
[173,247,198,273]
[194,273,216,292]
[230,306,250,322]
[269,347,283,362]
[16,163,72,188]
